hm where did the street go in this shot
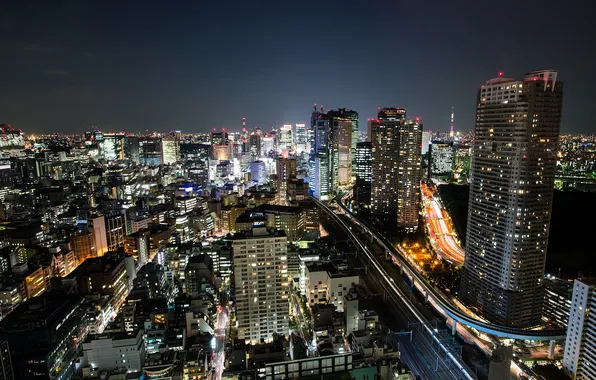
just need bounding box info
[422,183,465,266]
[211,305,229,380]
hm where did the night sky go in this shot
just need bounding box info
[1,1,595,134]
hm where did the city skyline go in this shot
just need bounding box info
[1,1,595,134]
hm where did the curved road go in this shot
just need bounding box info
[334,195,566,341]
[422,184,465,265]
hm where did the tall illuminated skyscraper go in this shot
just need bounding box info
[308,105,331,200]
[449,107,455,139]
[161,138,180,165]
[295,123,307,155]
[327,109,358,185]
[460,70,563,327]
[369,108,422,231]
[354,142,372,205]
[279,124,293,152]
[229,226,289,344]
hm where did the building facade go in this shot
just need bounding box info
[327,109,358,187]
[563,278,596,379]
[369,108,422,231]
[354,142,372,205]
[460,70,563,327]
[229,227,289,344]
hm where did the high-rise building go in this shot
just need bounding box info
[460,70,563,327]
[139,138,162,166]
[161,138,180,165]
[101,133,126,161]
[397,119,423,230]
[354,142,372,205]
[327,109,358,186]
[124,136,140,164]
[0,340,14,380]
[308,105,331,200]
[276,157,297,206]
[430,142,454,174]
[279,124,293,153]
[421,131,431,155]
[229,226,289,344]
[369,108,422,231]
[295,123,307,155]
[563,278,596,379]
[249,128,262,159]
[250,161,267,185]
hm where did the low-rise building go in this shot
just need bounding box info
[82,329,145,373]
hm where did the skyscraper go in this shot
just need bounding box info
[354,142,372,205]
[295,123,307,155]
[161,137,180,165]
[279,124,294,153]
[229,226,289,344]
[563,278,596,379]
[327,108,358,185]
[276,156,297,206]
[308,105,331,200]
[460,70,563,327]
[369,108,422,231]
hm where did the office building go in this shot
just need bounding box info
[328,109,358,186]
[309,105,331,200]
[89,215,108,257]
[249,128,262,159]
[161,138,180,165]
[250,161,266,185]
[295,123,307,155]
[70,230,96,264]
[228,226,289,344]
[276,156,297,206]
[66,253,131,312]
[278,124,293,152]
[139,138,163,166]
[82,330,146,373]
[101,133,126,161]
[0,341,13,380]
[563,278,596,379]
[0,292,85,380]
[235,204,305,242]
[431,142,454,174]
[105,213,126,252]
[460,70,563,327]
[369,108,422,231]
[354,142,372,205]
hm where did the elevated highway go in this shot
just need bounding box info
[333,195,566,341]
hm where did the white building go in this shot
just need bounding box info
[295,123,307,155]
[430,142,454,174]
[305,262,359,312]
[161,138,180,164]
[83,329,145,372]
[279,124,293,152]
[563,278,596,379]
[229,226,289,344]
[421,131,431,155]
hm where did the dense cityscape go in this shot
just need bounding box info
[2,2,596,380]
[0,67,594,380]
